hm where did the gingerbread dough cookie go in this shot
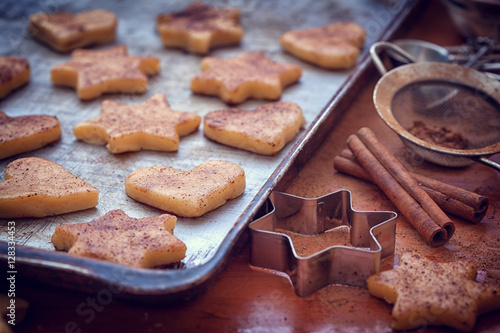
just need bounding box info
[157,2,243,54]
[0,111,61,159]
[0,157,99,218]
[74,93,200,153]
[29,9,117,52]
[204,101,305,155]
[51,45,160,100]
[280,21,365,69]
[0,57,30,99]
[52,209,186,268]
[125,160,245,217]
[191,52,302,104]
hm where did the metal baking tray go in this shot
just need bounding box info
[0,0,421,303]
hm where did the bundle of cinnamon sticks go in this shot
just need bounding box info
[334,127,489,247]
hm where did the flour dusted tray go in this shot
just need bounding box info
[0,0,420,303]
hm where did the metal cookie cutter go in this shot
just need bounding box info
[249,190,397,297]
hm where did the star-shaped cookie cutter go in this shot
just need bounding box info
[249,190,397,297]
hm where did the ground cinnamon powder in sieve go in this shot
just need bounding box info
[408,121,468,149]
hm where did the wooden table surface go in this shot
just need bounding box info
[8,1,500,332]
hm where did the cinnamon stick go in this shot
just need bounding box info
[356,127,455,238]
[346,128,453,247]
[334,149,489,223]
[408,173,488,223]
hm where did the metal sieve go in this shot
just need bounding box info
[387,38,500,80]
[370,41,500,172]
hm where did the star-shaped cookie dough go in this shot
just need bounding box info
[29,9,117,52]
[0,110,61,159]
[74,93,200,153]
[0,57,30,99]
[51,45,160,100]
[191,52,302,104]
[157,2,243,55]
[51,209,187,268]
[367,252,500,332]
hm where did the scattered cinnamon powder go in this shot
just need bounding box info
[276,225,351,257]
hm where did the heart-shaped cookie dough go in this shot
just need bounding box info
[0,110,61,159]
[125,160,245,217]
[29,9,117,52]
[280,21,365,70]
[0,57,30,99]
[0,157,99,218]
[203,101,305,155]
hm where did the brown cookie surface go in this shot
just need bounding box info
[0,57,30,99]
[280,21,365,69]
[51,45,160,100]
[191,52,302,104]
[157,2,243,54]
[125,160,245,217]
[74,93,200,153]
[29,9,117,52]
[204,101,305,155]
[0,111,61,159]
[367,252,500,332]
[52,209,186,268]
[0,157,99,218]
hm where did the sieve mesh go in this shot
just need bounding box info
[391,80,500,152]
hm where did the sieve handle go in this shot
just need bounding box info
[473,156,500,172]
[369,41,417,76]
